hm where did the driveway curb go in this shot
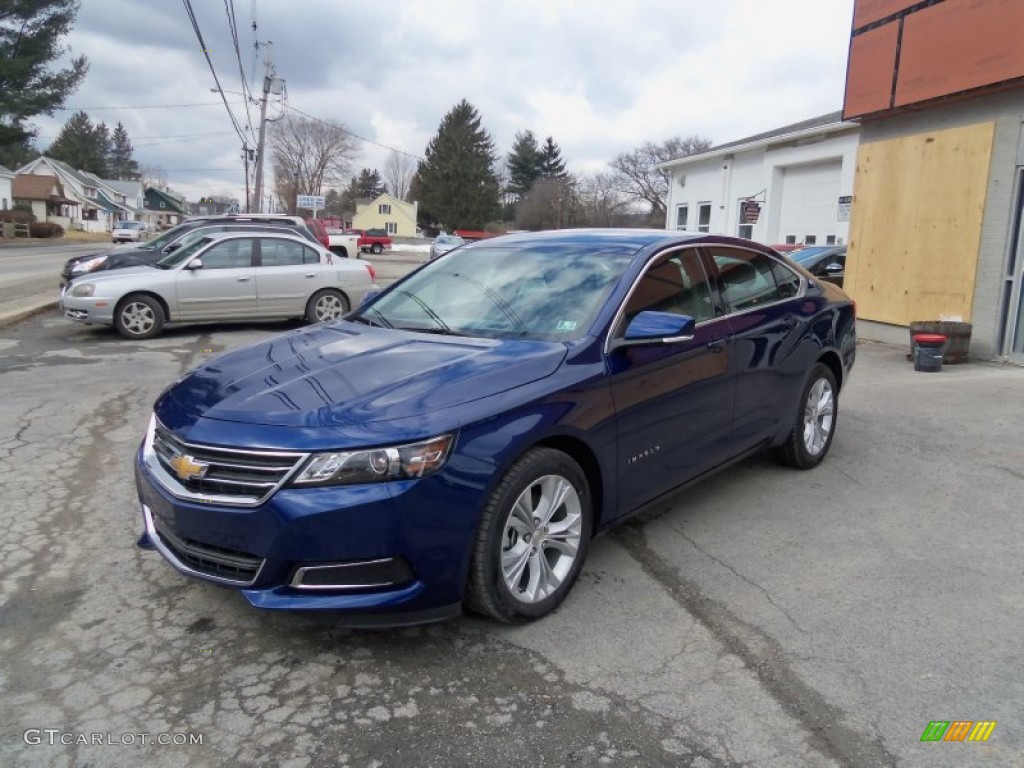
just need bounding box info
[0,300,58,329]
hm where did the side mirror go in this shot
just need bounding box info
[184,258,203,270]
[612,311,695,350]
[163,242,182,254]
[825,262,844,273]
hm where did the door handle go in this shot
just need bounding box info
[237,276,250,282]
[707,339,726,353]
[783,315,799,328]
[305,273,316,278]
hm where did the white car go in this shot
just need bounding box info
[60,232,379,339]
[112,220,148,243]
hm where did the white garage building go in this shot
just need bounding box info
[661,112,860,247]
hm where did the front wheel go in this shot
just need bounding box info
[465,448,592,623]
[777,363,838,469]
[115,294,165,339]
[371,243,383,254]
[305,289,349,323]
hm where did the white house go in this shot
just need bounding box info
[16,156,111,232]
[0,164,13,211]
[660,112,860,247]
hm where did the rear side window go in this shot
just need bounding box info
[259,239,306,267]
[708,247,800,314]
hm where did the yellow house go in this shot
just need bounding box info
[351,193,418,237]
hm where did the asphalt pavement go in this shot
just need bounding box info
[0,274,1021,766]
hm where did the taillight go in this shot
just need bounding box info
[365,263,376,281]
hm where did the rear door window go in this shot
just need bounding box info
[708,247,801,314]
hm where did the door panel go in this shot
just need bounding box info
[708,246,812,450]
[174,239,256,320]
[608,248,736,516]
[255,239,324,317]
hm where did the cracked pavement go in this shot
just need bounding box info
[1,308,1021,767]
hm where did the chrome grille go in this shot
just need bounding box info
[150,420,306,505]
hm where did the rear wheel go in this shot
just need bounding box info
[329,246,349,259]
[466,448,592,622]
[305,289,349,323]
[371,243,383,254]
[778,363,838,469]
[115,294,165,339]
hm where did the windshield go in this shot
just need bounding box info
[791,247,833,264]
[436,236,463,246]
[155,236,214,268]
[142,222,193,251]
[116,221,142,229]
[356,244,633,340]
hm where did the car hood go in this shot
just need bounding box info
[66,245,151,267]
[70,265,161,286]
[160,322,568,430]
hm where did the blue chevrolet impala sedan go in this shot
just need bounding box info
[135,229,856,625]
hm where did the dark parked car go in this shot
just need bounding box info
[135,230,855,625]
[788,245,846,287]
[60,215,319,289]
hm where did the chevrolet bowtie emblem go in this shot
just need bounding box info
[169,453,208,481]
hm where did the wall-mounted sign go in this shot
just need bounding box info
[837,195,853,222]
[740,200,761,224]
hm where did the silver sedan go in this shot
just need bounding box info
[60,231,379,339]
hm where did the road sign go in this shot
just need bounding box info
[296,195,325,210]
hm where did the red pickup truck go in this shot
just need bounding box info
[345,229,392,254]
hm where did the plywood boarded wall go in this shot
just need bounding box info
[844,122,994,326]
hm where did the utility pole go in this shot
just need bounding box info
[252,42,273,214]
[242,145,252,212]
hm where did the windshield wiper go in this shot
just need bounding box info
[350,309,393,329]
[444,273,526,331]
[392,289,455,334]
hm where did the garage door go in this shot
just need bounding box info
[777,161,842,245]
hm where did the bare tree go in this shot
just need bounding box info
[572,171,632,227]
[383,149,415,201]
[609,135,712,222]
[270,115,359,213]
[138,163,167,190]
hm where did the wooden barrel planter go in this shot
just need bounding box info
[908,321,972,364]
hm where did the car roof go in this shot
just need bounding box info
[195,230,319,243]
[462,228,752,256]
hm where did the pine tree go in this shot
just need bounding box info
[506,130,542,197]
[0,0,88,166]
[415,100,500,230]
[539,136,567,179]
[109,122,140,180]
[47,110,107,174]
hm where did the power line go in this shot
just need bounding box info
[285,104,424,162]
[181,0,249,146]
[224,0,255,137]
[55,101,246,110]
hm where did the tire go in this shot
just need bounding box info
[778,363,838,469]
[115,294,165,340]
[305,289,349,324]
[371,243,383,254]
[329,246,349,259]
[465,448,592,623]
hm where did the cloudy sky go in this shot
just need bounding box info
[33,0,856,204]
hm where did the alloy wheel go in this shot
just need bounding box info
[500,474,583,603]
[802,378,835,456]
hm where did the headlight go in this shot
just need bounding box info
[71,283,96,297]
[71,255,108,273]
[291,434,454,486]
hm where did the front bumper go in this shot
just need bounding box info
[59,294,115,326]
[134,443,482,623]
